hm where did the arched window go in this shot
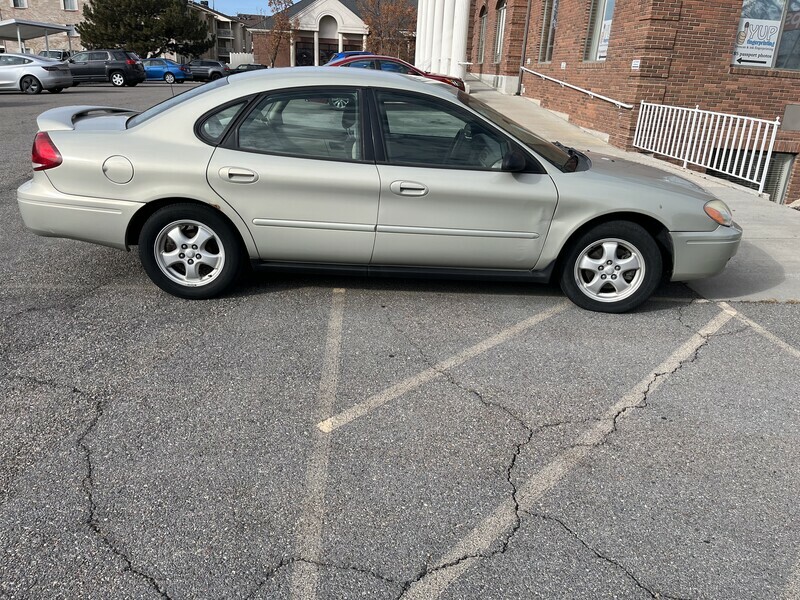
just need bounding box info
[494,0,506,63]
[477,7,487,64]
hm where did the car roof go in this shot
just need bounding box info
[225,67,458,100]
[3,53,55,63]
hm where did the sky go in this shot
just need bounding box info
[204,0,272,16]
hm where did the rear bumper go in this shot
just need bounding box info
[41,73,74,89]
[17,177,143,250]
[669,222,742,281]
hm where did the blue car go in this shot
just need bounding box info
[141,58,193,84]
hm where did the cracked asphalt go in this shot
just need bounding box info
[2,85,800,600]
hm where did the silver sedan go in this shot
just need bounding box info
[0,53,73,94]
[16,68,741,312]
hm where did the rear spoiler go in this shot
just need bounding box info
[36,105,136,131]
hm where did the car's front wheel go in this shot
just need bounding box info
[110,71,125,87]
[20,75,42,94]
[139,204,243,299]
[559,221,662,313]
[164,72,176,84]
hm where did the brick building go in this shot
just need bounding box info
[419,0,800,204]
[250,0,369,68]
[0,0,83,53]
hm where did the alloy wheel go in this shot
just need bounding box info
[153,220,226,287]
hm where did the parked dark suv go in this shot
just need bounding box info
[67,50,146,87]
[187,59,230,81]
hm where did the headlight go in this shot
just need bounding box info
[704,199,733,227]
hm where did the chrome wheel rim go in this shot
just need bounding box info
[111,73,124,86]
[154,220,226,288]
[330,97,350,109]
[165,73,175,83]
[573,238,645,303]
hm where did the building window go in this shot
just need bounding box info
[708,151,795,204]
[584,0,614,61]
[493,0,506,63]
[539,0,558,62]
[12,0,28,8]
[733,0,800,70]
[477,7,487,64]
[62,0,78,10]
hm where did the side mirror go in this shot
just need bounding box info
[68,58,74,63]
[502,148,527,172]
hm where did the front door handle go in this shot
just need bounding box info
[219,167,258,184]
[390,181,428,196]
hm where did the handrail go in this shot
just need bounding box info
[519,66,634,109]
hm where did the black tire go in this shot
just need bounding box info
[177,80,185,84]
[20,75,42,94]
[164,72,176,84]
[110,71,126,87]
[559,220,663,313]
[210,72,222,80]
[138,203,243,299]
[48,87,64,94]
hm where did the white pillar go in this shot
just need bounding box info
[362,33,367,50]
[440,0,455,74]
[415,0,427,69]
[45,30,50,53]
[338,32,343,53]
[430,0,445,73]
[17,25,23,53]
[290,32,295,66]
[450,0,469,78]
[313,30,319,65]
[423,0,435,69]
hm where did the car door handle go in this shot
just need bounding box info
[219,167,258,183]
[389,181,428,196]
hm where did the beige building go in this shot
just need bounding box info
[0,0,84,53]
[186,1,251,64]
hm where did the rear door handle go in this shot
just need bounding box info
[389,181,428,196]
[219,167,258,184]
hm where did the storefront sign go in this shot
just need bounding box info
[732,17,782,66]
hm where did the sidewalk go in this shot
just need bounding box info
[467,76,800,303]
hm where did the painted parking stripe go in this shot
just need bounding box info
[289,288,346,600]
[317,301,570,434]
[718,301,800,361]
[400,307,735,600]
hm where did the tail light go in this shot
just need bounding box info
[126,59,137,65]
[181,65,190,72]
[32,132,62,171]
[224,65,230,72]
[42,66,60,72]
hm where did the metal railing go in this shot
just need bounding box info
[633,101,781,193]
[216,27,234,39]
[519,67,634,109]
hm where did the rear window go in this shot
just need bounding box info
[127,77,230,128]
[126,52,140,61]
[112,51,127,60]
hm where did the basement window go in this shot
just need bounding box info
[707,151,795,204]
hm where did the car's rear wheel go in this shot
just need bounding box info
[20,76,42,94]
[210,72,221,80]
[559,221,662,313]
[164,72,176,84]
[139,204,242,299]
[110,71,125,87]
[48,87,64,94]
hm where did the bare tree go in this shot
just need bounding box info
[264,0,299,67]
[357,0,416,62]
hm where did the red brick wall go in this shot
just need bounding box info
[467,0,800,203]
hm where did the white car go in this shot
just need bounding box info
[0,53,73,94]
[16,68,741,312]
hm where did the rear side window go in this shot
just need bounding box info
[198,101,248,143]
[344,59,375,69]
[89,52,109,61]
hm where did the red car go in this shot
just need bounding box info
[326,54,466,91]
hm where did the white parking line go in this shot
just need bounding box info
[289,288,346,600]
[400,307,735,600]
[785,556,800,600]
[718,301,800,361]
[317,302,570,433]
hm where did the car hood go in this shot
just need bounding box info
[583,151,712,200]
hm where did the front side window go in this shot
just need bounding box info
[494,0,506,63]
[539,0,559,62]
[235,90,362,162]
[72,52,89,62]
[584,0,614,61]
[477,8,487,64]
[733,0,800,70]
[375,90,512,170]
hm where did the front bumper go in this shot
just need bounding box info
[669,222,742,281]
[17,176,143,250]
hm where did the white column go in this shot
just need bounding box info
[450,0,469,78]
[313,30,319,65]
[362,33,367,50]
[430,0,445,73]
[17,25,23,53]
[290,32,295,66]
[415,0,427,69]
[423,0,435,69]
[440,0,455,74]
[338,32,343,53]
[45,30,50,53]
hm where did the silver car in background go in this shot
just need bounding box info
[0,53,73,94]
[16,68,741,312]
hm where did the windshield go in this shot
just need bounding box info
[457,91,573,170]
[127,77,229,128]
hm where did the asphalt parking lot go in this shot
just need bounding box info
[1,83,799,600]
